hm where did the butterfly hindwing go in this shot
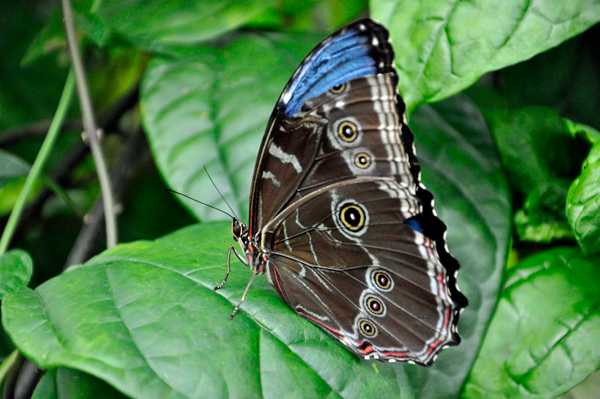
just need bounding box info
[261,179,460,364]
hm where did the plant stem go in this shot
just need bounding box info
[0,72,75,256]
[61,0,118,248]
[0,350,18,387]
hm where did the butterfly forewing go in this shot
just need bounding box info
[295,74,414,199]
[248,20,396,234]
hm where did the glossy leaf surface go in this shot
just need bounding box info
[462,248,600,398]
[567,142,600,254]
[0,250,32,299]
[32,367,127,399]
[3,223,415,399]
[482,107,581,243]
[371,0,600,111]
[96,0,274,53]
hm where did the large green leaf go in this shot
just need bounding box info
[141,33,320,221]
[33,367,128,399]
[462,247,600,398]
[406,95,511,398]
[567,142,600,254]
[3,223,415,399]
[0,249,32,299]
[96,0,275,54]
[371,0,600,111]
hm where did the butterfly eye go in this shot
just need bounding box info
[232,222,242,239]
[354,152,371,169]
[366,296,385,315]
[338,121,358,142]
[360,320,377,336]
[330,83,346,94]
[339,204,365,232]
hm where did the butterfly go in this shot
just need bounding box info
[214,18,468,366]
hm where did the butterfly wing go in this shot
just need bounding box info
[249,18,467,364]
[261,179,462,365]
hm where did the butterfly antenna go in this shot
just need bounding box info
[203,165,240,220]
[165,189,235,219]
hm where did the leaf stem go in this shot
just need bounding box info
[61,0,118,248]
[0,72,75,256]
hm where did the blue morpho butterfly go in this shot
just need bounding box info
[212,18,468,365]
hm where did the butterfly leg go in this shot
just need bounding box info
[229,272,257,319]
[214,244,246,291]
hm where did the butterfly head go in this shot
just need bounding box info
[232,219,266,274]
[231,219,248,241]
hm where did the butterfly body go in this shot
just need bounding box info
[221,18,467,366]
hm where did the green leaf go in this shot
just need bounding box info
[462,247,600,398]
[515,184,575,243]
[0,149,44,218]
[0,178,45,218]
[22,2,112,66]
[313,0,368,30]
[96,0,275,54]
[0,149,30,189]
[21,8,66,66]
[141,33,320,221]
[503,26,600,132]
[33,367,128,399]
[0,1,67,130]
[481,107,578,194]
[0,250,32,299]
[246,0,369,32]
[406,94,511,398]
[3,223,415,399]
[87,46,149,112]
[567,142,600,254]
[564,120,600,144]
[483,106,584,243]
[371,0,600,111]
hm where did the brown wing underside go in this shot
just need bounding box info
[262,179,462,365]
[249,74,414,234]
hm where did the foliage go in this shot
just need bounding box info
[1,0,599,398]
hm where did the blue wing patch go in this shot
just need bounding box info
[403,216,424,234]
[279,20,393,117]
